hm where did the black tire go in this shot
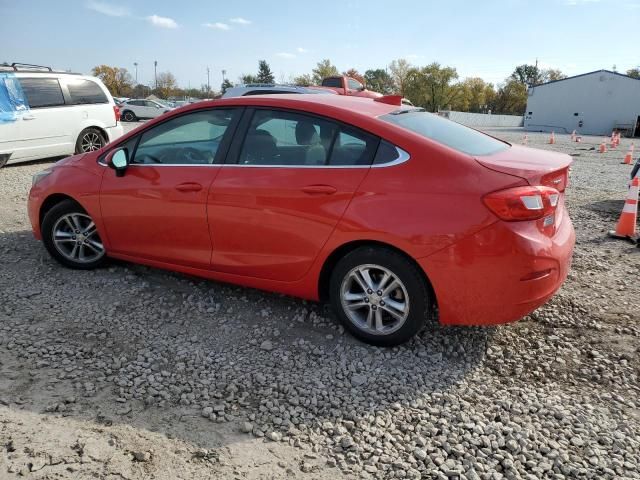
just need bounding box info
[75,127,106,154]
[329,246,432,347]
[121,110,137,122]
[0,155,8,169]
[41,200,106,270]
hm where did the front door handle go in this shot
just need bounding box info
[22,114,36,121]
[175,182,203,192]
[301,184,337,195]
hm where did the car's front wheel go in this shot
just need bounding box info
[41,200,106,270]
[329,246,432,346]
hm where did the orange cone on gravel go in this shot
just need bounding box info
[599,141,607,153]
[623,149,634,165]
[549,131,555,144]
[609,175,640,240]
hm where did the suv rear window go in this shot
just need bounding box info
[20,78,65,108]
[380,110,509,156]
[67,79,108,104]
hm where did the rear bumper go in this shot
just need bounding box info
[418,209,575,326]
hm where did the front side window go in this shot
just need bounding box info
[348,78,363,90]
[132,109,238,165]
[20,78,65,108]
[66,79,108,104]
[237,109,379,166]
[380,110,509,156]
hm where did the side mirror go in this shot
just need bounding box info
[106,148,129,177]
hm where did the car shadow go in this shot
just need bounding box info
[0,229,493,460]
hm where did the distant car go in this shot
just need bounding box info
[222,84,337,98]
[0,63,123,167]
[119,99,173,122]
[28,94,575,346]
[113,97,129,105]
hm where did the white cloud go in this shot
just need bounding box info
[229,17,251,25]
[296,47,308,53]
[276,52,296,59]
[86,0,130,17]
[147,14,178,29]
[565,0,600,5]
[204,22,231,30]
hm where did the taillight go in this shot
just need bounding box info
[113,105,121,122]
[483,186,560,221]
[541,169,567,192]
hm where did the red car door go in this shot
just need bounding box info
[208,108,379,281]
[100,108,240,268]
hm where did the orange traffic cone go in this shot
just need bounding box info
[599,141,607,153]
[609,175,640,240]
[623,151,633,165]
[522,134,528,145]
[549,131,555,144]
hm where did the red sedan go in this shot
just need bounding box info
[28,95,574,346]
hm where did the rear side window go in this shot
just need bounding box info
[66,79,108,104]
[20,78,65,108]
[321,77,342,88]
[380,111,509,156]
[330,128,378,166]
[348,78,363,90]
[373,140,401,165]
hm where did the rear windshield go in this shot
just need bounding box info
[380,110,509,156]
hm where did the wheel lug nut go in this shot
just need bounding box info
[380,301,385,306]
[376,290,382,296]
[372,305,377,310]
[367,289,373,294]
[364,298,369,303]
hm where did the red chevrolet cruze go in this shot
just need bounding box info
[28,95,574,346]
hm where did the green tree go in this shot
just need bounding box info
[364,69,395,94]
[312,59,339,84]
[627,68,640,79]
[293,74,313,86]
[510,64,544,86]
[221,79,233,93]
[493,79,528,115]
[389,58,411,96]
[256,60,275,84]
[454,77,495,112]
[91,65,133,96]
[404,63,459,112]
[239,73,259,84]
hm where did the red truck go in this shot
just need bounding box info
[317,76,382,99]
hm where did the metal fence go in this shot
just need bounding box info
[439,111,524,128]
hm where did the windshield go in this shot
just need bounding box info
[380,110,509,156]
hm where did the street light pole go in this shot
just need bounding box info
[206,66,210,96]
[133,62,138,83]
[222,69,226,83]
[154,60,158,90]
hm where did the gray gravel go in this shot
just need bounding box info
[0,128,638,479]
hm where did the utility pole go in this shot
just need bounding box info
[222,69,226,83]
[133,62,138,83]
[207,66,210,95]
[154,60,158,90]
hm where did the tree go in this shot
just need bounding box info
[493,79,528,115]
[627,68,640,79]
[239,73,259,84]
[389,59,411,96]
[155,71,177,99]
[221,79,233,94]
[544,69,566,82]
[256,60,275,84]
[364,69,395,94]
[343,68,365,85]
[404,63,459,112]
[91,65,133,96]
[293,74,313,86]
[312,59,339,84]
[454,77,495,112]
[510,64,544,87]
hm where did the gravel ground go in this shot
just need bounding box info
[0,127,638,479]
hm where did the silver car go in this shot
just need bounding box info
[222,84,337,98]
[119,99,173,122]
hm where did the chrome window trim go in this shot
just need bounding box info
[99,146,410,169]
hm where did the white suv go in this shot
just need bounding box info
[0,63,123,168]
[119,99,173,122]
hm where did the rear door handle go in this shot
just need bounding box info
[301,185,337,195]
[175,182,203,192]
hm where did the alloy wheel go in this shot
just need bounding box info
[340,263,410,335]
[80,132,104,152]
[52,213,105,263]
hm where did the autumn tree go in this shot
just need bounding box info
[91,65,133,96]
[493,79,528,115]
[312,59,339,84]
[544,69,567,82]
[404,63,459,112]
[343,68,365,85]
[454,77,495,112]
[364,69,395,94]
[155,71,177,99]
[293,74,313,86]
[389,59,412,96]
[256,60,275,84]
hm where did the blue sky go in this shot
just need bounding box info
[2,0,639,90]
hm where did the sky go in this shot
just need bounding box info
[2,0,640,90]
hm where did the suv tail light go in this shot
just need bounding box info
[483,186,560,221]
[113,105,121,122]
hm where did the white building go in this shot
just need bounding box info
[524,70,640,136]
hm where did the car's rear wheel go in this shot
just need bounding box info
[122,110,136,122]
[329,246,432,346]
[75,128,106,154]
[41,200,106,270]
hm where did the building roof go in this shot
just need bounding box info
[533,69,640,89]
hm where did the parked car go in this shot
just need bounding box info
[0,63,123,167]
[318,75,383,98]
[222,84,337,98]
[27,94,575,346]
[119,99,173,122]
